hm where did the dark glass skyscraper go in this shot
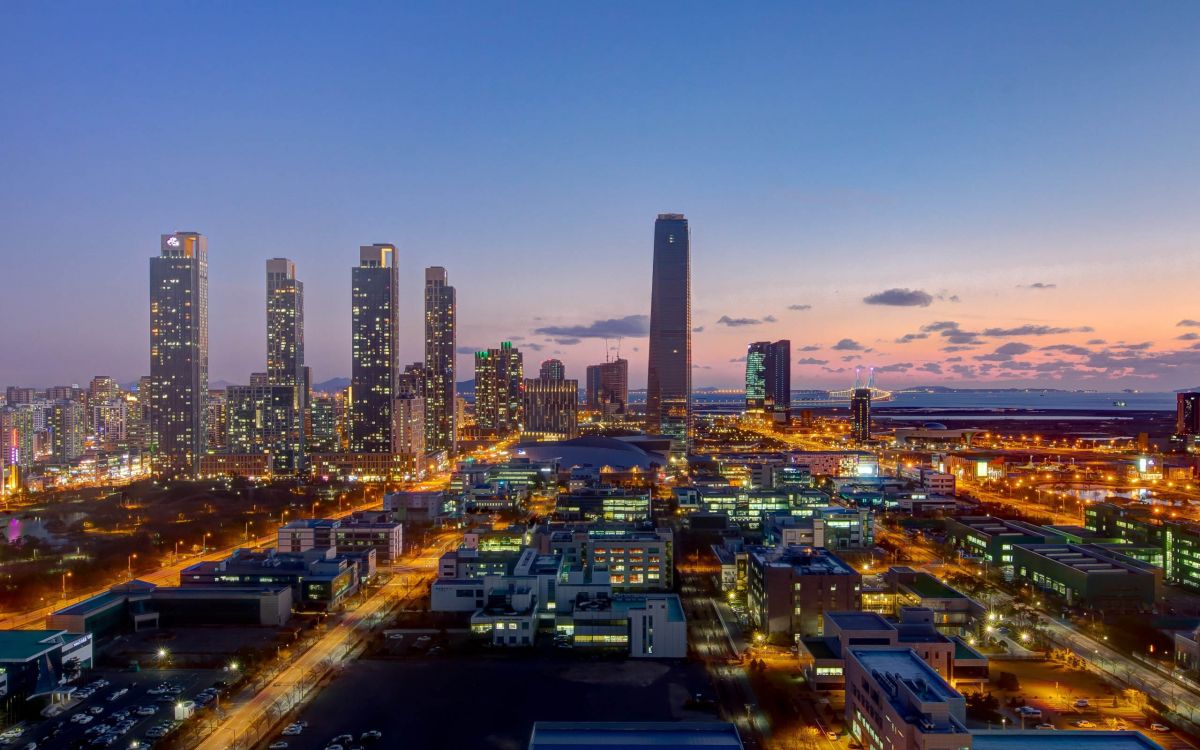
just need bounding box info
[539,359,565,382]
[150,231,208,474]
[851,388,872,442]
[1177,393,1200,436]
[474,342,524,434]
[585,358,629,415]
[266,258,305,469]
[423,267,456,455]
[646,213,691,448]
[350,244,398,453]
[745,340,791,419]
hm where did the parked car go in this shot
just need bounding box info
[1149,723,1170,733]
[1034,724,1055,730]
[1074,699,1089,708]
[1073,720,1096,728]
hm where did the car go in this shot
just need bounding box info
[282,725,303,736]
[76,715,94,725]
[825,731,839,740]
[107,689,128,702]
[333,734,354,744]
[1016,707,1041,718]
[1073,720,1096,728]
[136,706,157,716]
[1035,724,1056,730]
[1074,699,1090,708]
[88,706,105,715]
[361,730,382,741]
[269,743,289,749]
[1150,723,1171,733]
[325,745,344,750]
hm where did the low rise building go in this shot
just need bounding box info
[558,593,687,658]
[746,546,861,638]
[181,547,365,611]
[763,507,874,550]
[880,567,986,635]
[554,486,652,523]
[844,647,971,750]
[944,516,1064,571]
[1010,543,1162,610]
[0,630,93,704]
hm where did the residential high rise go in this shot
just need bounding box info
[851,388,872,442]
[423,267,457,455]
[585,358,629,414]
[350,244,399,453]
[225,384,303,473]
[646,213,691,449]
[150,231,208,473]
[1177,393,1200,436]
[745,340,791,419]
[205,389,228,452]
[539,359,566,382]
[393,394,426,457]
[48,400,85,464]
[88,376,120,406]
[0,406,35,468]
[523,378,578,439]
[309,395,339,453]
[474,342,524,434]
[266,258,306,466]
[92,398,128,451]
[400,362,428,399]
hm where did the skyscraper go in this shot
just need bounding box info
[1177,393,1200,439]
[226,384,302,473]
[150,231,208,474]
[350,244,399,453]
[539,359,566,382]
[851,388,872,442]
[266,258,306,467]
[474,342,524,434]
[423,267,457,455]
[522,378,578,439]
[48,399,85,464]
[585,358,629,415]
[646,213,691,449]
[745,340,791,419]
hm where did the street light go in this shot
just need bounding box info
[62,570,72,598]
[127,553,138,580]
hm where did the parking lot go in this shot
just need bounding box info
[0,668,225,750]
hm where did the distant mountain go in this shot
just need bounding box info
[313,377,350,393]
[456,379,475,395]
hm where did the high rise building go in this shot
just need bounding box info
[523,378,578,439]
[646,213,691,449]
[585,358,629,415]
[851,388,872,442]
[5,387,38,407]
[88,376,120,406]
[48,400,85,464]
[0,406,35,468]
[393,394,426,457]
[1177,393,1200,436]
[225,384,303,473]
[350,244,399,453]
[150,231,208,474]
[424,267,457,456]
[266,258,306,466]
[539,359,566,382]
[745,340,791,419]
[206,389,228,452]
[128,376,154,451]
[92,398,128,451]
[309,395,339,453]
[474,342,524,434]
[400,362,428,399]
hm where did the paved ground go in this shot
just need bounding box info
[258,655,714,750]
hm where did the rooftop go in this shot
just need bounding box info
[901,573,966,600]
[749,545,856,575]
[528,721,743,749]
[0,630,71,662]
[849,648,963,712]
[828,611,892,631]
[971,731,1164,750]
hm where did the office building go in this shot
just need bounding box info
[585,358,629,414]
[424,266,457,455]
[150,231,208,474]
[0,630,94,704]
[646,213,691,449]
[539,358,565,381]
[851,387,871,442]
[1010,543,1162,610]
[400,361,427,398]
[475,342,524,434]
[844,648,970,750]
[225,384,303,473]
[745,340,791,419]
[266,258,306,463]
[746,545,861,637]
[1177,392,1200,436]
[523,377,578,439]
[350,244,398,452]
[48,400,85,464]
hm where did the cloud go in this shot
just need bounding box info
[456,345,480,354]
[841,355,862,362]
[875,362,913,373]
[692,326,705,333]
[863,288,934,307]
[831,338,865,351]
[553,338,581,346]
[941,344,975,353]
[525,343,545,352]
[1040,344,1092,356]
[763,315,778,323]
[1086,339,1106,345]
[799,344,821,352]
[1178,333,1200,341]
[1019,282,1057,289]
[976,342,1034,362]
[921,321,961,332]
[981,325,1093,337]
[716,315,765,327]
[917,321,982,345]
[1178,320,1200,328]
[918,362,943,375]
[729,356,746,363]
[788,304,812,311]
[533,314,649,339]
[895,332,929,344]
[691,364,711,370]
[797,357,828,366]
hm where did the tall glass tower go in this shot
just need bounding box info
[424,267,457,455]
[646,213,691,450]
[266,258,305,469]
[350,244,398,453]
[746,340,791,419]
[150,231,208,475]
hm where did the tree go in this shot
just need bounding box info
[996,671,1020,692]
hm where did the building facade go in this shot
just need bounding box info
[745,340,791,419]
[475,342,524,434]
[423,266,457,455]
[523,377,578,439]
[585,358,629,415]
[350,244,398,452]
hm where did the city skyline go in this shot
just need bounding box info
[4,4,1200,390]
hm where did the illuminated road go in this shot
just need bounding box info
[2,477,452,631]
[193,533,457,750]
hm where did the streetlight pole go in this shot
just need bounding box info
[62,570,72,599]
[127,553,137,581]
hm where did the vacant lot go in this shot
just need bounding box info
[268,653,715,750]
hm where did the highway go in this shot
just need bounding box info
[193,532,457,750]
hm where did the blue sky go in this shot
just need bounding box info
[2,2,1199,389]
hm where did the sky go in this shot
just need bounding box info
[2,2,1200,391]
